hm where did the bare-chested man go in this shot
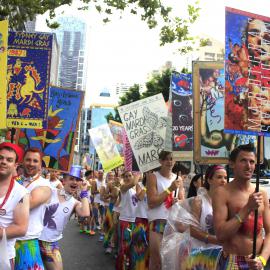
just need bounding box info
[213,144,270,270]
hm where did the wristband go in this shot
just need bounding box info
[165,188,171,195]
[204,233,209,244]
[258,255,267,267]
[80,190,88,199]
[234,213,243,224]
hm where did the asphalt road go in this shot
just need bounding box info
[59,218,115,270]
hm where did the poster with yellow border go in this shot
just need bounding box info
[0,20,8,129]
[89,124,123,172]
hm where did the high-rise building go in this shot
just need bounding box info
[52,16,87,91]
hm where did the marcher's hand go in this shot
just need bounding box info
[169,177,182,192]
[246,255,264,270]
[246,192,263,211]
[172,197,179,205]
[81,181,88,191]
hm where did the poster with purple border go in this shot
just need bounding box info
[225,7,270,136]
[7,31,52,129]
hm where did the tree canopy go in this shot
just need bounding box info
[0,0,201,51]
[106,67,173,123]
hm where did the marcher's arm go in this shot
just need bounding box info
[120,174,139,193]
[136,184,146,201]
[1,194,29,239]
[75,198,90,217]
[190,197,219,245]
[30,186,51,209]
[213,187,251,242]
[147,173,169,209]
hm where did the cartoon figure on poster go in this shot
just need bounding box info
[171,72,193,152]
[200,68,235,157]
[6,32,53,128]
[225,8,270,135]
[17,87,84,171]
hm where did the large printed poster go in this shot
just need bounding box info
[89,124,123,172]
[17,86,84,172]
[118,94,168,172]
[7,31,52,129]
[171,72,193,159]
[193,61,236,164]
[0,20,8,129]
[193,61,263,164]
[225,8,270,136]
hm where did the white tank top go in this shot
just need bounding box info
[18,176,51,240]
[147,171,175,222]
[94,179,104,204]
[49,179,62,189]
[0,181,28,259]
[135,182,148,219]
[119,188,137,222]
[39,188,77,242]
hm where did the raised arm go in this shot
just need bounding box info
[30,186,51,210]
[1,194,29,239]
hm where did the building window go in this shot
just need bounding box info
[204,52,215,61]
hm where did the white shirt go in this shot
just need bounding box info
[147,171,175,222]
[39,188,77,242]
[119,188,137,222]
[0,181,28,259]
[18,176,51,240]
[135,182,148,219]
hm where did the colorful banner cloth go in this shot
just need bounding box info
[0,20,8,129]
[118,94,168,172]
[225,8,270,136]
[89,124,123,172]
[17,86,84,172]
[7,31,53,129]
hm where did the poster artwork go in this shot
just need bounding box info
[17,86,84,172]
[109,120,124,158]
[122,129,139,172]
[0,20,8,129]
[225,7,270,136]
[118,94,168,172]
[89,124,123,172]
[171,72,193,153]
[7,31,53,129]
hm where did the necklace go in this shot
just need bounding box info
[0,178,15,216]
[59,189,73,201]
[23,174,40,188]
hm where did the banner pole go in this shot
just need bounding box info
[252,135,261,259]
[10,128,16,144]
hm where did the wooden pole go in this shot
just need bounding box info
[252,135,261,258]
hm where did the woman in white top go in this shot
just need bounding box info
[147,151,184,270]
[48,170,63,189]
[132,173,149,269]
[39,168,89,270]
[116,171,140,270]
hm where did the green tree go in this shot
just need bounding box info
[1,0,201,49]
[105,84,141,123]
[142,68,172,102]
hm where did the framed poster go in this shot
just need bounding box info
[193,61,263,164]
